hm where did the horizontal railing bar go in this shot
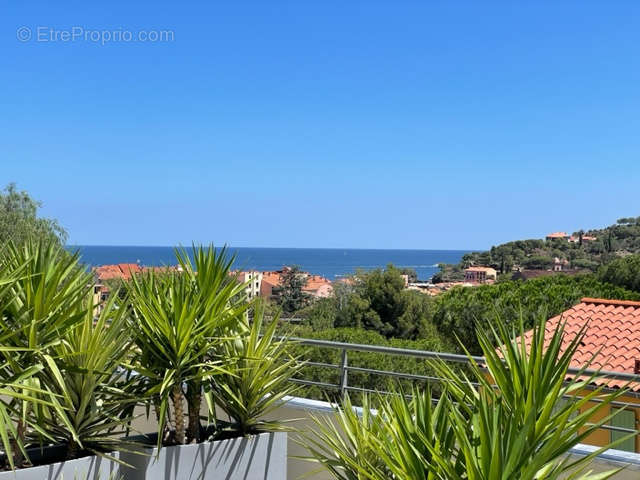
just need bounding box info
[289,378,340,389]
[288,337,481,364]
[297,360,341,370]
[286,336,640,383]
[345,365,441,383]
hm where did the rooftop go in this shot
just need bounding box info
[520,297,640,391]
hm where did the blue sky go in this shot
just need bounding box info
[1,1,639,249]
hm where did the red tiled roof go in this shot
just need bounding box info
[93,263,160,281]
[520,297,640,391]
[546,231,569,238]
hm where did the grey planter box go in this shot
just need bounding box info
[0,432,286,480]
[0,449,121,480]
[119,431,287,480]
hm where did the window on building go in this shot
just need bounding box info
[611,407,636,452]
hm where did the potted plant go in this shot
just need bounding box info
[0,241,296,479]
[122,245,291,480]
[302,314,635,480]
[0,240,137,479]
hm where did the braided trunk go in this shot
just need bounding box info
[172,386,186,444]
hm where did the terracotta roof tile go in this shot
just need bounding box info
[519,297,640,392]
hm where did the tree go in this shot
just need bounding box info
[431,274,640,354]
[276,265,311,314]
[0,183,67,246]
[301,265,439,339]
[598,254,640,292]
[521,255,553,270]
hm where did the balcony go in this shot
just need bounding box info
[268,336,640,480]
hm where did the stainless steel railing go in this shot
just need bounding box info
[286,336,640,437]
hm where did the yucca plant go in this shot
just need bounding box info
[127,245,249,446]
[301,312,635,480]
[428,314,632,480]
[301,394,388,480]
[0,239,91,466]
[210,306,301,435]
[32,293,139,460]
[0,254,62,469]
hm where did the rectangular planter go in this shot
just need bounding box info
[0,432,286,480]
[119,431,287,480]
[0,446,122,480]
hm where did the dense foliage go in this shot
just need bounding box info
[0,240,298,470]
[287,326,457,404]
[598,254,640,292]
[274,265,311,314]
[299,264,435,339]
[436,216,640,280]
[293,265,639,356]
[0,183,67,247]
[430,274,640,354]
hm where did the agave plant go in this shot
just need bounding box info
[210,306,301,435]
[32,293,139,460]
[127,245,249,446]
[301,312,635,480]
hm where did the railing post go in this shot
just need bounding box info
[339,348,348,400]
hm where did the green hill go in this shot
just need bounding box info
[435,216,640,282]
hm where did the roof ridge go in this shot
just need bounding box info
[580,297,640,307]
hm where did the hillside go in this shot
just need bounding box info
[434,216,640,282]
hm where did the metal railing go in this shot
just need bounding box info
[286,336,640,438]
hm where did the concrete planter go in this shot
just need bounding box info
[0,446,121,480]
[119,431,287,480]
[0,432,286,480]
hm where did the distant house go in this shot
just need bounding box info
[546,232,570,241]
[464,266,497,284]
[93,263,145,281]
[260,271,283,299]
[553,257,569,272]
[569,234,598,243]
[303,275,333,298]
[234,271,263,299]
[260,269,333,300]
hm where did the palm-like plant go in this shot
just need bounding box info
[0,240,91,466]
[33,293,139,460]
[302,394,388,480]
[0,255,60,469]
[429,315,630,480]
[211,307,301,435]
[127,245,248,446]
[301,312,634,480]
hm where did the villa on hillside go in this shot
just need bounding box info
[546,231,570,241]
[464,266,497,284]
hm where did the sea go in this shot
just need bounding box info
[67,246,469,281]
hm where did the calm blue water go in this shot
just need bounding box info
[68,246,469,281]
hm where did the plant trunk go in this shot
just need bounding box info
[172,386,186,444]
[10,418,26,467]
[186,381,201,443]
[67,439,78,460]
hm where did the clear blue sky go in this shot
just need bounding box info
[2,1,639,249]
